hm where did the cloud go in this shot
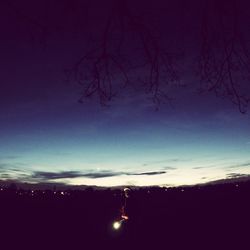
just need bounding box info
[143,158,190,167]
[192,161,243,170]
[32,170,167,181]
[129,171,166,176]
[226,173,250,179]
[162,166,177,170]
[0,158,25,173]
[226,161,250,169]
[0,173,11,178]
[33,171,88,180]
[0,161,28,169]
[78,171,123,179]
[192,166,218,169]
[193,167,205,169]
[0,163,13,169]
[0,167,32,183]
[143,159,177,166]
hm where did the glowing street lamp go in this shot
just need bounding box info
[113,221,121,230]
[112,187,131,231]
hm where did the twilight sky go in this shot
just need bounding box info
[1,0,250,187]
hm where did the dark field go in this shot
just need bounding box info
[1,181,249,250]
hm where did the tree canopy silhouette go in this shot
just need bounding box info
[3,0,250,112]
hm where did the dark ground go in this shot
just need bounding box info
[0,181,249,250]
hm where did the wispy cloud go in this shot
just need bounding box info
[143,158,190,167]
[192,160,250,170]
[32,169,167,181]
[32,171,86,180]
[0,163,13,169]
[193,166,205,170]
[0,166,31,182]
[226,161,250,169]
[162,166,177,170]
[0,173,11,178]
[0,162,28,170]
[131,171,166,176]
[226,173,250,179]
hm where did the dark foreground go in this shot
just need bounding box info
[0,181,250,250]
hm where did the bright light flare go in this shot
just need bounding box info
[121,215,129,220]
[113,221,121,230]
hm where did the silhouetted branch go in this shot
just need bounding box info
[68,0,180,107]
[199,0,250,113]
[3,0,250,112]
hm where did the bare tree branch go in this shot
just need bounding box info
[3,0,250,113]
[199,0,250,113]
[67,0,180,107]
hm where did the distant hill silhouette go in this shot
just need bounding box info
[1,175,250,190]
[0,178,250,250]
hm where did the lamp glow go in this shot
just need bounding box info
[113,221,121,230]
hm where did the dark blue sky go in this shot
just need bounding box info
[1,0,250,186]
